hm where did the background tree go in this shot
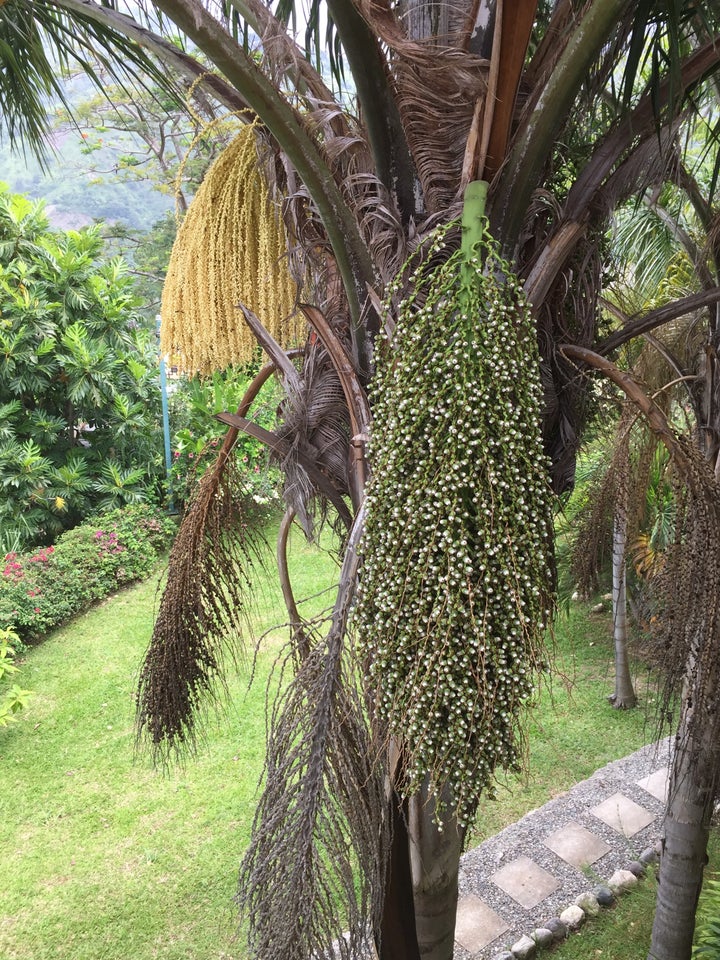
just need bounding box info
[0,183,164,549]
[6,3,720,960]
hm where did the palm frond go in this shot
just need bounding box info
[0,0,179,160]
[238,503,387,960]
[136,454,265,762]
[238,624,387,960]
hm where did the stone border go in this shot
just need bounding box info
[491,843,661,960]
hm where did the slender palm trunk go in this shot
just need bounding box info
[409,783,466,960]
[648,717,720,959]
[611,505,636,707]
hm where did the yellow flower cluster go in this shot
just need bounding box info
[161,125,302,373]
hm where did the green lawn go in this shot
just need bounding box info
[1,523,666,960]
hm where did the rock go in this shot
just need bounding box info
[544,917,568,941]
[531,928,554,949]
[628,860,646,877]
[653,839,663,855]
[608,869,639,894]
[495,953,515,960]
[593,884,615,907]
[560,904,586,930]
[510,934,536,959]
[640,846,659,865]
[591,602,605,613]
[575,891,600,917]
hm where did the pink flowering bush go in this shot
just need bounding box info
[0,505,175,644]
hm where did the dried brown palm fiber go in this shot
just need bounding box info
[650,441,720,749]
[355,0,488,215]
[161,123,302,374]
[237,503,389,960]
[275,334,352,540]
[134,353,300,763]
[135,453,266,763]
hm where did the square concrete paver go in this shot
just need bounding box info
[590,791,656,837]
[543,820,612,868]
[454,895,510,952]
[637,766,669,803]
[491,855,560,909]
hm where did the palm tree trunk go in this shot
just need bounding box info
[611,504,637,708]
[379,789,422,960]
[409,782,466,960]
[648,719,720,959]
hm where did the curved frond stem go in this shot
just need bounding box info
[214,347,304,465]
[41,0,250,115]
[277,507,309,660]
[46,0,374,349]
[325,0,418,224]
[523,219,586,307]
[490,0,633,249]
[237,303,302,392]
[298,303,370,509]
[560,344,692,476]
[226,0,338,107]
[597,288,720,355]
[149,0,375,339]
[564,40,720,225]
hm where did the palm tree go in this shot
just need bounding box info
[5,3,720,959]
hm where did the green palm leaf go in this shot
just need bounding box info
[0,0,178,160]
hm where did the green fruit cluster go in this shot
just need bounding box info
[355,223,555,825]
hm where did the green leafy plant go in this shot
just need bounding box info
[0,626,32,725]
[694,875,720,959]
[0,183,166,548]
[169,367,281,517]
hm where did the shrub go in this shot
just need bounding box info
[0,186,167,549]
[0,626,32,725]
[0,504,175,641]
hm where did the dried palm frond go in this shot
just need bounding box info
[561,348,720,763]
[651,439,720,755]
[161,123,302,373]
[275,335,352,540]
[356,0,488,216]
[136,454,265,762]
[238,509,388,960]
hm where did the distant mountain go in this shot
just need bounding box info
[0,130,174,232]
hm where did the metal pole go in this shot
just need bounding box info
[157,315,175,513]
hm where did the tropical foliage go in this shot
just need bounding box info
[0,183,165,548]
[0,625,32,725]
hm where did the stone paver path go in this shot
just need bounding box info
[454,740,672,959]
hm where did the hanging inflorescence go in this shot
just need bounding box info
[355,221,555,827]
[161,123,302,374]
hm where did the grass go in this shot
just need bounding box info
[1,521,669,960]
